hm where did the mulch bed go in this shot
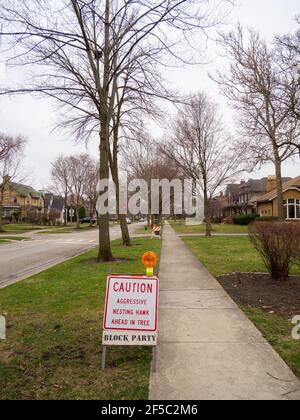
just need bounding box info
[217,273,300,319]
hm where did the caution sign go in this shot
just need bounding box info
[102,275,159,346]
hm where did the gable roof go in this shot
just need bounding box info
[226,184,241,199]
[10,182,43,199]
[257,176,300,203]
[52,196,64,211]
[242,178,268,193]
[44,193,64,211]
[44,193,52,208]
[241,177,291,193]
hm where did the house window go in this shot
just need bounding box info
[284,199,300,219]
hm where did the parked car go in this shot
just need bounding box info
[126,218,132,224]
[80,217,97,224]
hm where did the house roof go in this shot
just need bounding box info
[52,196,64,212]
[257,176,300,203]
[226,184,241,199]
[44,193,64,211]
[242,177,291,193]
[10,182,43,199]
[44,193,52,208]
[242,178,268,193]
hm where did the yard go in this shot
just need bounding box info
[0,223,100,235]
[182,235,300,379]
[0,224,67,234]
[0,236,30,244]
[169,220,248,235]
[36,225,98,234]
[0,238,161,400]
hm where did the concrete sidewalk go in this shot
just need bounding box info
[149,224,300,400]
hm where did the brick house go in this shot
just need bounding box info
[256,176,300,220]
[222,176,291,217]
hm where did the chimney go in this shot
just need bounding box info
[267,176,276,193]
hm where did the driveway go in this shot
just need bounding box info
[0,223,141,289]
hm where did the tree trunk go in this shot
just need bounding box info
[76,206,80,229]
[64,193,68,226]
[0,202,3,232]
[274,149,284,219]
[205,202,212,236]
[110,143,131,247]
[112,169,131,247]
[97,128,114,262]
[204,183,212,237]
[116,185,131,247]
[120,214,131,246]
[97,0,114,262]
[147,190,152,229]
[0,186,6,232]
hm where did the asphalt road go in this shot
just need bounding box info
[0,223,141,289]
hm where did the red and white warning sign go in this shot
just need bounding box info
[102,275,159,346]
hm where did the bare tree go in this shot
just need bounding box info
[275,20,300,147]
[276,16,300,56]
[0,0,234,261]
[49,208,62,227]
[0,134,26,231]
[161,92,243,236]
[51,155,72,226]
[123,131,181,228]
[84,158,99,226]
[68,154,91,228]
[212,27,300,219]
[0,133,25,161]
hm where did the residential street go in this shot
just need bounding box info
[0,223,141,289]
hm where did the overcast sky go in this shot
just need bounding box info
[0,0,299,190]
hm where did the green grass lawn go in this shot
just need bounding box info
[36,226,97,234]
[182,236,300,277]
[134,226,153,235]
[182,235,300,380]
[169,221,248,235]
[1,224,98,235]
[0,238,161,400]
[243,307,300,379]
[0,236,30,244]
[1,224,67,234]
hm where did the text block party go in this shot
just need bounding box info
[103,275,159,346]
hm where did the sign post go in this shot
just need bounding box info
[102,252,159,371]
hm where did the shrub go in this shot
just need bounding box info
[234,214,259,225]
[249,221,300,281]
[49,208,61,226]
[222,216,235,225]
